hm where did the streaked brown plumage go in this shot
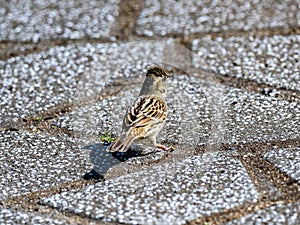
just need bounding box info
[107,65,169,152]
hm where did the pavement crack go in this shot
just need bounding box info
[0,38,113,61]
[3,80,137,136]
[185,199,294,225]
[239,154,300,201]
[1,179,96,209]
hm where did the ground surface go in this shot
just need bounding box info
[1,0,300,224]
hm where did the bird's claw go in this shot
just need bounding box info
[156,144,175,152]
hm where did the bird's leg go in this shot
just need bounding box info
[155,144,171,151]
[151,136,173,151]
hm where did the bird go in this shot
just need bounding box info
[107,65,170,153]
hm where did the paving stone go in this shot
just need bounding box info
[0,0,120,42]
[226,202,300,225]
[54,72,300,152]
[0,43,100,127]
[0,40,187,127]
[136,0,300,36]
[264,147,300,183]
[221,86,300,145]
[82,142,165,179]
[56,75,214,149]
[0,209,72,225]
[56,75,218,177]
[1,0,299,223]
[192,35,300,92]
[52,74,216,178]
[0,131,91,200]
[41,152,259,224]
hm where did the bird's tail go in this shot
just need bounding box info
[107,133,135,152]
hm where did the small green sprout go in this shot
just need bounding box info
[99,132,115,144]
[34,117,43,122]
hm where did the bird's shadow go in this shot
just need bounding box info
[82,143,149,181]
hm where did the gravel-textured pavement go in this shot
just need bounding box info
[1,0,299,224]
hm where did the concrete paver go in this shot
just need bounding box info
[0,131,91,200]
[1,40,189,128]
[42,152,258,224]
[1,0,300,224]
[0,209,71,225]
[192,35,300,92]
[221,86,300,144]
[55,75,213,149]
[264,147,300,183]
[136,0,300,36]
[226,201,300,225]
[54,74,300,149]
[1,44,94,127]
[0,0,120,42]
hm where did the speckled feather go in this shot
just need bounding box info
[123,95,167,137]
[107,95,167,152]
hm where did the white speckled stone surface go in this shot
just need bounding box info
[42,152,259,224]
[0,131,91,200]
[136,0,300,36]
[0,0,120,42]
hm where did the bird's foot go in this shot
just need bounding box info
[156,144,175,151]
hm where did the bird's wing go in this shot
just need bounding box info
[123,96,167,133]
